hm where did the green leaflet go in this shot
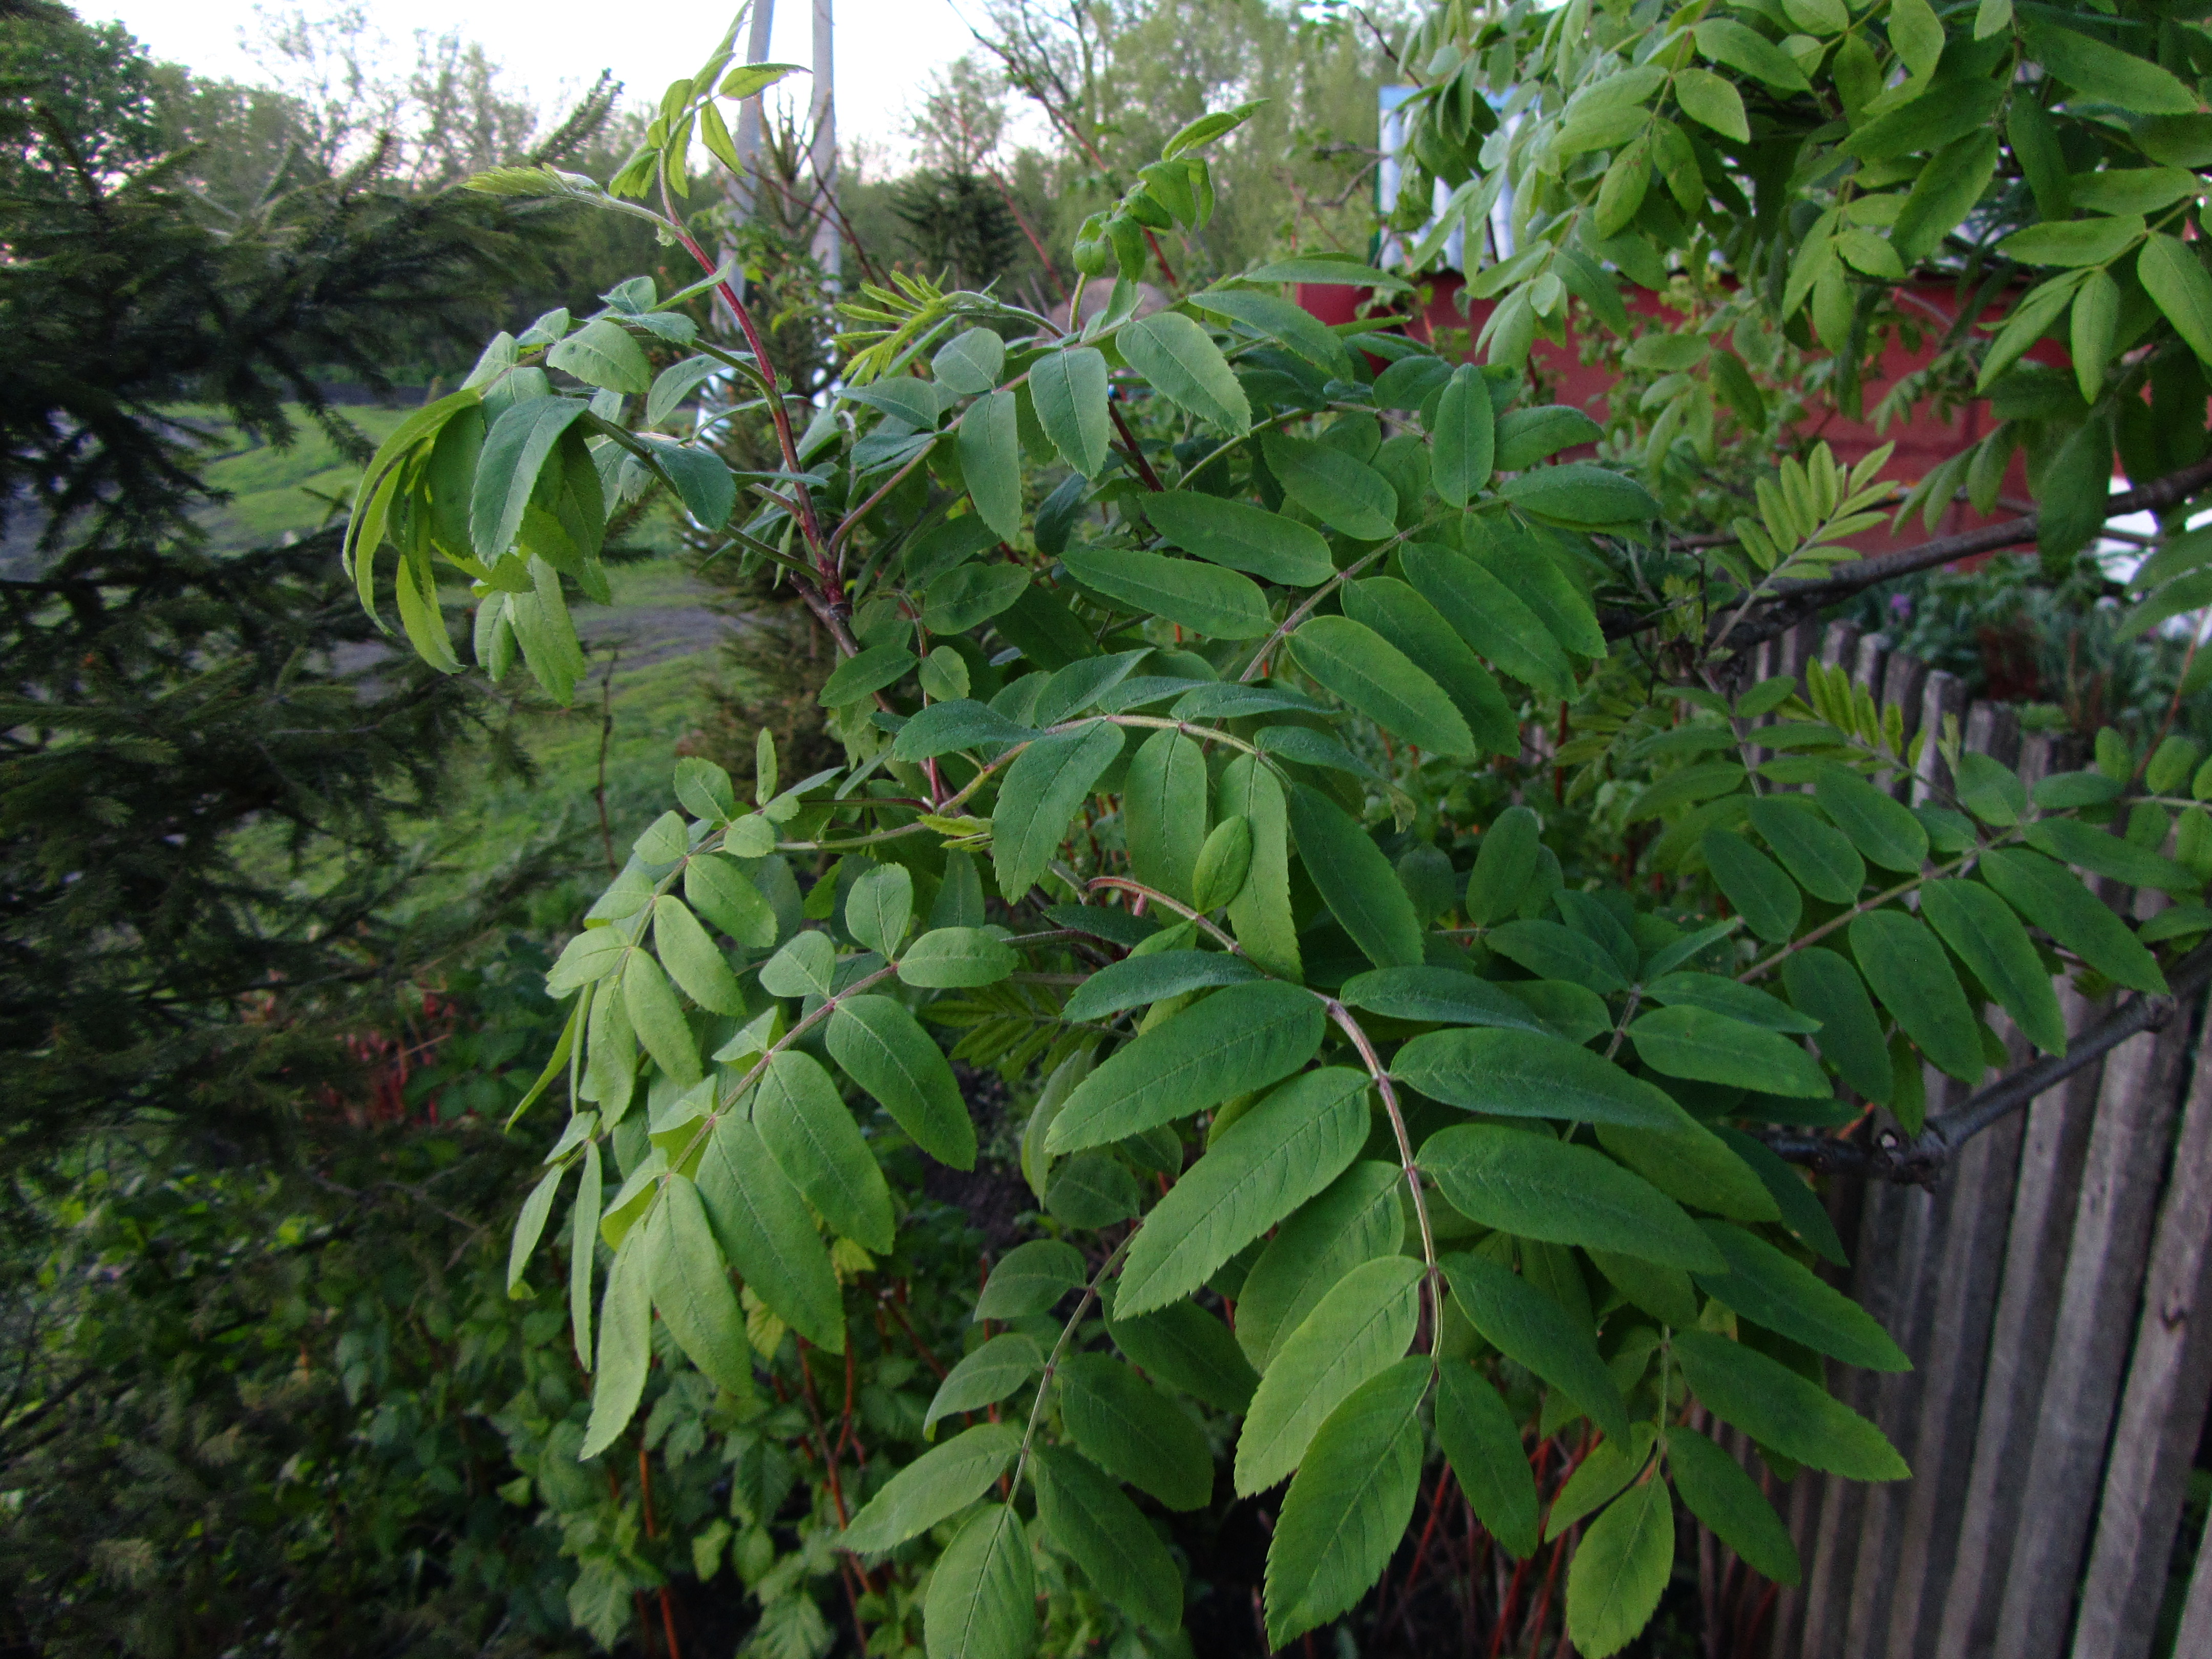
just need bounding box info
[1847,910,1985,1083]
[546,926,629,996]
[1391,1028,1681,1128]
[1189,815,1252,911]
[1058,1353,1213,1510]
[580,1225,653,1459]
[1431,365,1495,506]
[1700,831,1801,942]
[923,564,1030,632]
[1061,950,1261,1022]
[1401,542,1575,701]
[2023,18,2200,114]
[1045,980,1325,1154]
[1667,1427,1801,1586]
[1341,577,1521,756]
[1595,1108,1780,1224]
[1117,1067,1370,1316]
[2139,233,2212,367]
[1235,1160,1404,1369]
[1628,1005,1832,1097]
[1286,783,1424,968]
[1694,1221,1908,1371]
[893,698,1036,761]
[1780,948,1892,1103]
[1919,879,2067,1054]
[842,1422,1022,1554]
[1977,848,2166,993]
[846,861,912,958]
[1672,1328,1908,1480]
[1588,1248,1699,1328]
[1435,1362,1540,1558]
[1999,214,2145,269]
[1747,798,1865,904]
[1547,1426,1655,1539]
[924,1504,1036,1659]
[1220,754,1301,978]
[1104,1295,1259,1412]
[1497,463,1661,530]
[1627,762,1747,822]
[818,642,916,707]
[622,951,702,1086]
[1030,345,1112,476]
[652,895,743,1014]
[695,1112,846,1351]
[991,720,1124,900]
[760,930,836,998]
[1465,805,1542,927]
[754,1050,896,1252]
[1122,728,1209,903]
[508,1160,567,1297]
[1190,288,1356,380]
[470,396,591,560]
[898,926,1017,989]
[827,994,977,1170]
[1339,965,1556,1033]
[924,1333,1044,1433]
[1063,543,1272,639]
[1141,491,1334,586]
[1033,1445,1182,1631]
[1494,404,1602,470]
[1119,310,1249,431]
[570,1140,603,1367]
[1235,1253,1423,1495]
[1715,1126,1849,1265]
[1290,614,1476,759]
[1486,919,1629,992]
[1463,534,1607,661]
[1642,972,1819,1033]
[1566,1479,1674,1659]
[647,1173,755,1396]
[547,316,651,393]
[1419,1125,1724,1271]
[2023,816,2200,897]
[686,856,779,947]
[1813,765,1928,872]
[1046,1153,1144,1227]
[1261,432,1399,539]
[1263,1357,1430,1649]
[1442,1251,1627,1440]
[975,1239,1087,1319]
[933,326,1005,394]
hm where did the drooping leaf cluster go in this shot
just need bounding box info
[352,15,2212,1655]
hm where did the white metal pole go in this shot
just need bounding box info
[809,0,839,289]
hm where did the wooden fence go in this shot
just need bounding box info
[1690,620,2212,1659]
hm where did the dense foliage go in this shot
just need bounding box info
[346,6,2212,1653]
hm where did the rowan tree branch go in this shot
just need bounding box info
[1759,938,2212,1183]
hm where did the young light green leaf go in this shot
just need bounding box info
[842,1423,1022,1554]
[898,926,1018,988]
[933,327,1005,395]
[755,1050,896,1252]
[924,1333,1044,1433]
[1694,1221,1908,1370]
[470,397,589,560]
[1290,614,1476,758]
[1262,432,1398,539]
[1392,1028,1681,1127]
[1030,345,1112,475]
[652,895,744,1014]
[1059,1353,1213,1510]
[579,1225,653,1459]
[827,995,976,1169]
[1667,1427,1801,1585]
[1033,1445,1182,1632]
[1236,1161,1404,1369]
[760,929,836,998]
[1046,980,1326,1153]
[1443,1251,1627,1440]
[570,1140,602,1367]
[547,317,652,394]
[1673,1328,1908,1479]
[695,1112,845,1351]
[845,862,913,958]
[509,1160,568,1297]
[1565,1479,1674,1658]
[1119,311,1250,432]
[957,390,1023,542]
[648,1173,755,1396]
[1219,754,1301,980]
[992,721,1124,900]
[1062,544,1272,639]
[1286,783,1423,968]
[1190,815,1254,913]
[1142,492,1334,586]
[1263,1358,1429,1649]
[622,951,703,1084]
[1420,1124,1724,1271]
[1117,1068,1370,1316]
[1235,1254,1423,1495]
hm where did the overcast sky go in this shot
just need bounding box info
[89,0,978,165]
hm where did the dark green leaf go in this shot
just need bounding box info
[1443,1251,1627,1439]
[1919,879,2067,1053]
[1494,405,1603,470]
[1672,1328,1907,1479]
[924,1504,1036,1659]
[818,643,916,708]
[1262,432,1398,539]
[648,1174,754,1396]
[1432,365,1495,506]
[894,698,1035,761]
[1779,948,1892,1102]
[898,926,1018,989]
[1402,543,1575,700]
[1565,1479,1674,1658]
[1847,910,1985,1083]
[1033,1445,1181,1631]
[1105,1295,1259,1412]
[1667,1428,1800,1585]
[923,563,1031,632]
[1287,783,1424,968]
[1060,1353,1213,1510]
[1290,613,1476,758]
[580,1227,653,1458]
[1644,972,1819,1033]
[1419,1125,1724,1270]
[1714,1127,1848,1265]
[1498,463,1661,529]
[1143,492,1334,585]
[1046,1152,1143,1226]
[1341,578,1520,756]
[975,1240,1086,1320]
[1747,799,1865,904]
[1702,832,1802,943]
[1339,965,1557,1034]
[1031,346,1112,476]
[755,1050,896,1252]
[1063,544,1273,640]
[1123,728,1208,904]
[1436,1362,1540,1558]
[1814,765,1929,873]
[1465,805,1542,927]
[1120,311,1249,432]
[1594,1109,1781,1224]
[925,1333,1044,1433]
[547,317,652,394]
[2023,817,2201,897]
[842,1422,1021,1554]
[1392,1028,1682,1127]
[1629,1006,1832,1097]
[1978,848,2166,993]
[1486,919,1629,993]
[992,721,1124,899]
[1695,1221,1907,1370]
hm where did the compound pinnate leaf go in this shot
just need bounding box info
[1263,1357,1429,1649]
[842,1422,1021,1554]
[1117,1067,1370,1316]
[1046,980,1325,1154]
[1419,1125,1723,1271]
[1236,1253,1422,1496]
